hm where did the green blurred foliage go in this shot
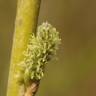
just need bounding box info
[0,0,96,96]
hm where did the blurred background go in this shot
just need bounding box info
[0,0,96,96]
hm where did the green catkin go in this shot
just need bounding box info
[16,22,61,86]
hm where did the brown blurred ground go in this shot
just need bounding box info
[0,0,96,96]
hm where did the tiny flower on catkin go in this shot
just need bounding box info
[16,22,61,85]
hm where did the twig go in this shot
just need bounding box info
[7,0,41,96]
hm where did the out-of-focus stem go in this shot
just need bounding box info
[7,0,41,96]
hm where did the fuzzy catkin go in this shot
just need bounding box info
[16,22,61,85]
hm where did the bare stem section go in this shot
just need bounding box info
[7,0,41,96]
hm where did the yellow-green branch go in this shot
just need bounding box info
[7,0,41,96]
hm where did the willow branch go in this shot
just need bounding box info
[7,0,61,96]
[7,0,41,96]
